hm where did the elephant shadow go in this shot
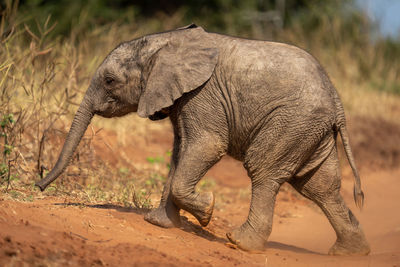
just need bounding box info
[54,202,321,255]
[54,202,151,214]
[266,241,323,255]
[179,215,227,243]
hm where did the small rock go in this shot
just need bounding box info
[4,236,12,243]
[4,250,17,257]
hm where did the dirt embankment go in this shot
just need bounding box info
[1,116,400,266]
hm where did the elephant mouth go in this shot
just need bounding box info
[148,108,170,121]
[95,103,137,118]
[149,111,168,121]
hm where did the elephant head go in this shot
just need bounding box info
[35,24,219,191]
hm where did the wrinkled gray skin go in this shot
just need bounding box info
[36,24,370,255]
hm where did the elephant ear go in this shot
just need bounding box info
[137,25,219,118]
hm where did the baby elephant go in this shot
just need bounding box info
[36,24,370,255]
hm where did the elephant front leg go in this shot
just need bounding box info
[144,176,181,228]
[144,138,181,228]
[170,138,224,227]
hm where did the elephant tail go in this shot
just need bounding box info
[338,123,364,210]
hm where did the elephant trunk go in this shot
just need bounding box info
[35,94,94,191]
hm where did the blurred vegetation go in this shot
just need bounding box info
[2,0,398,93]
[0,0,399,204]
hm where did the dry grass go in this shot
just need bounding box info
[0,8,173,206]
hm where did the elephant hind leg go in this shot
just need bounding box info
[289,146,370,256]
[226,176,282,252]
[226,122,312,252]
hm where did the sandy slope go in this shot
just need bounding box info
[1,164,399,266]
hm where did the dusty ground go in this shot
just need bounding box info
[1,116,399,266]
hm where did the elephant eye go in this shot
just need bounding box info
[105,77,115,85]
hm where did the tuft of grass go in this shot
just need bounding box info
[146,156,165,164]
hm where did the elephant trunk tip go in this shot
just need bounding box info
[35,181,47,192]
[35,173,57,192]
[35,182,46,192]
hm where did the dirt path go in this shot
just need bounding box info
[1,157,399,266]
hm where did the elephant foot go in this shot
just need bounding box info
[190,191,215,227]
[144,203,181,228]
[226,224,268,252]
[328,235,370,256]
